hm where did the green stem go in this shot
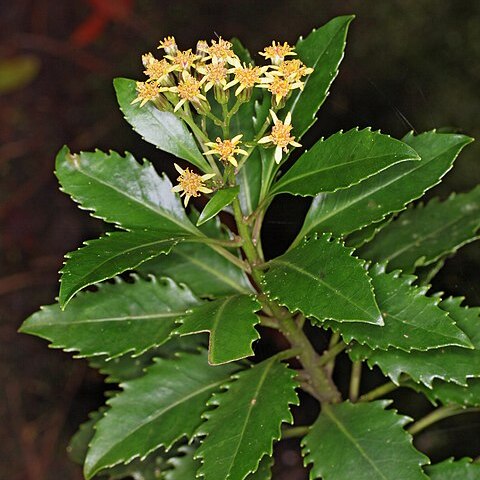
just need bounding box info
[358,381,399,403]
[349,361,362,402]
[207,243,250,272]
[282,425,310,439]
[325,331,341,376]
[318,341,347,367]
[408,406,480,436]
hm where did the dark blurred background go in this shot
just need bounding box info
[1,1,479,479]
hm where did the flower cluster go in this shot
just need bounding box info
[131,36,312,205]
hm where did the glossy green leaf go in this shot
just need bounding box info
[59,231,180,307]
[345,217,393,248]
[114,77,210,171]
[69,409,106,465]
[263,235,382,325]
[163,445,201,480]
[55,146,198,236]
[21,276,198,359]
[411,378,480,408]
[350,297,480,387]
[295,131,473,243]
[247,456,274,480]
[176,294,260,365]
[84,351,239,479]
[139,214,252,298]
[197,187,239,226]
[285,16,354,138]
[426,458,480,480]
[358,186,480,273]
[327,264,472,351]
[302,401,429,480]
[272,128,419,196]
[196,357,299,480]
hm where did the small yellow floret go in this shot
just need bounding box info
[259,41,296,65]
[204,135,248,167]
[172,163,215,206]
[131,81,159,107]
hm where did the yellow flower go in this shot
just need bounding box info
[197,62,228,92]
[142,53,173,85]
[259,41,296,65]
[257,75,304,107]
[167,49,199,71]
[172,163,215,206]
[273,59,314,82]
[157,36,178,55]
[131,81,160,107]
[224,63,268,96]
[258,110,301,163]
[204,135,248,167]
[205,37,238,65]
[169,72,206,112]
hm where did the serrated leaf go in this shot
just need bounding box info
[294,131,473,244]
[263,234,382,325]
[345,217,393,248]
[114,78,210,171]
[426,457,480,479]
[21,276,198,359]
[89,336,207,384]
[55,146,198,236]
[139,240,252,297]
[196,357,299,480]
[411,378,480,408]
[69,408,106,465]
[284,16,354,139]
[247,456,274,480]
[59,231,180,307]
[163,445,201,480]
[197,187,239,226]
[350,297,480,387]
[84,351,239,479]
[302,400,429,480]
[358,186,480,273]
[272,129,419,196]
[176,295,260,365]
[328,265,472,351]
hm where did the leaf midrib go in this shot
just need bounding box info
[276,152,413,191]
[272,259,379,323]
[72,161,197,235]
[302,143,461,235]
[322,405,389,480]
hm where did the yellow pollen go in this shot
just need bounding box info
[177,77,202,100]
[214,138,237,161]
[144,58,171,80]
[171,50,197,69]
[267,77,291,98]
[204,63,227,83]
[271,122,295,149]
[277,59,310,80]
[234,65,262,88]
[261,41,296,61]
[177,168,205,198]
[207,38,235,60]
[136,81,159,101]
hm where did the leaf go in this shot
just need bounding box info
[411,378,480,408]
[350,297,480,387]
[426,457,480,480]
[177,295,260,365]
[246,456,273,480]
[197,187,239,226]
[84,351,239,479]
[69,409,106,465]
[163,445,201,480]
[358,186,480,273]
[345,217,393,249]
[263,234,382,325]
[284,16,354,139]
[295,131,473,243]
[21,276,199,359]
[303,401,429,480]
[55,146,198,236]
[59,231,180,307]
[114,78,210,171]
[139,241,252,298]
[328,264,472,351]
[272,128,419,196]
[196,357,299,480]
